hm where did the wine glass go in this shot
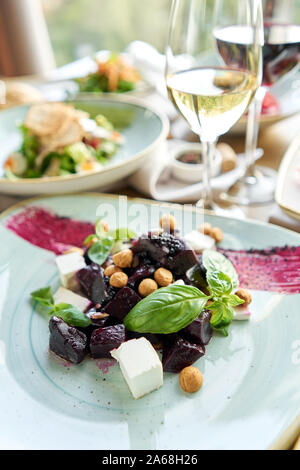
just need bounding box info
[220,0,300,205]
[165,0,263,212]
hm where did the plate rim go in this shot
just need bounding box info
[1,192,299,450]
[1,191,300,242]
[0,94,169,187]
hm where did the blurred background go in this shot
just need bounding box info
[0,0,172,76]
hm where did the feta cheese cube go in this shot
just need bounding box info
[183,230,215,253]
[54,287,90,312]
[111,337,163,399]
[55,252,86,290]
[233,306,251,320]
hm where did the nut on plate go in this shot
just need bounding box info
[235,288,252,307]
[211,227,223,243]
[109,271,128,288]
[63,246,85,256]
[104,264,122,277]
[154,267,173,287]
[99,220,109,233]
[160,213,176,232]
[112,249,133,268]
[197,222,212,236]
[138,278,158,297]
[179,366,203,393]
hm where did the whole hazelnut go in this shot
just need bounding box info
[138,278,158,297]
[235,288,252,308]
[179,366,203,393]
[109,272,128,288]
[197,222,212,236]
[112,249,133,268]
[63,246,85,256]
[154,267,173,287]
[160,213,176,232]
[100,220,109,233]
[211,227,223,243]
[104,264,122,277]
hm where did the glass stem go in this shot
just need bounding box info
[245,86,266,180]
[199,139,215,210]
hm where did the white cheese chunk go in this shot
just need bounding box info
[111,337,163,399]
[233,306,251,320]
[55,252,86,290]
[183,230,215,253]
[54,287,90,312]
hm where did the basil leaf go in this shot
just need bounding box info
[87,238,113,265]
[225,293,245,307]
[83,234,98,245]
[52,303,91,327]
[30,286,54,307]
[202,250,239,290]
[108,227,137,241]
[124,285,209,334]
[207,271,232,296]
[210,301,234,329]
[213,326,229,337]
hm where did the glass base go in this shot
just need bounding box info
[219,165,277,206]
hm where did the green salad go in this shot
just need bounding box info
[4,102,123,179]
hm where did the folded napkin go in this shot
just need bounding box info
[128,139,254,203]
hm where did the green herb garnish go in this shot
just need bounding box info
[124,285,209,334]
[30,286,91,327]
[85,219,137,266]
[124,250,244,336]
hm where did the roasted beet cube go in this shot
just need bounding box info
[76,263,110,305]
[49,316,88,364]
[132,235,168,264]
[126,330,162,348]
[127,264,155,287]
[104,286,141,320]
[181,309,213,345]
[162,335,205,373]
[186,262,209,292]
[90,324,126,358]
[168,250,198,276]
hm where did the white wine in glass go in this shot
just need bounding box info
[165,0,263,211]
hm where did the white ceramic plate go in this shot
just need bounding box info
[0,193,299,450]
[0,95,169,196]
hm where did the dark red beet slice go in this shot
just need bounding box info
[90,324,126,358]
[49,316,88,364]
[132,235,169,264]
[168,250,198,276]
[76,263,110,305]
[162,335,205,373]
[126,330,161,348]
[181,309,213,345]
[127,264,155,287]
[104,286,141,320]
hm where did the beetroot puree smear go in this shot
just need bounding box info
[6,206,94,255]
[221,246,300,294]
[5,206,300,294]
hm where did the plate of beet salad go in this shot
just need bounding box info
[0,193,299,450]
